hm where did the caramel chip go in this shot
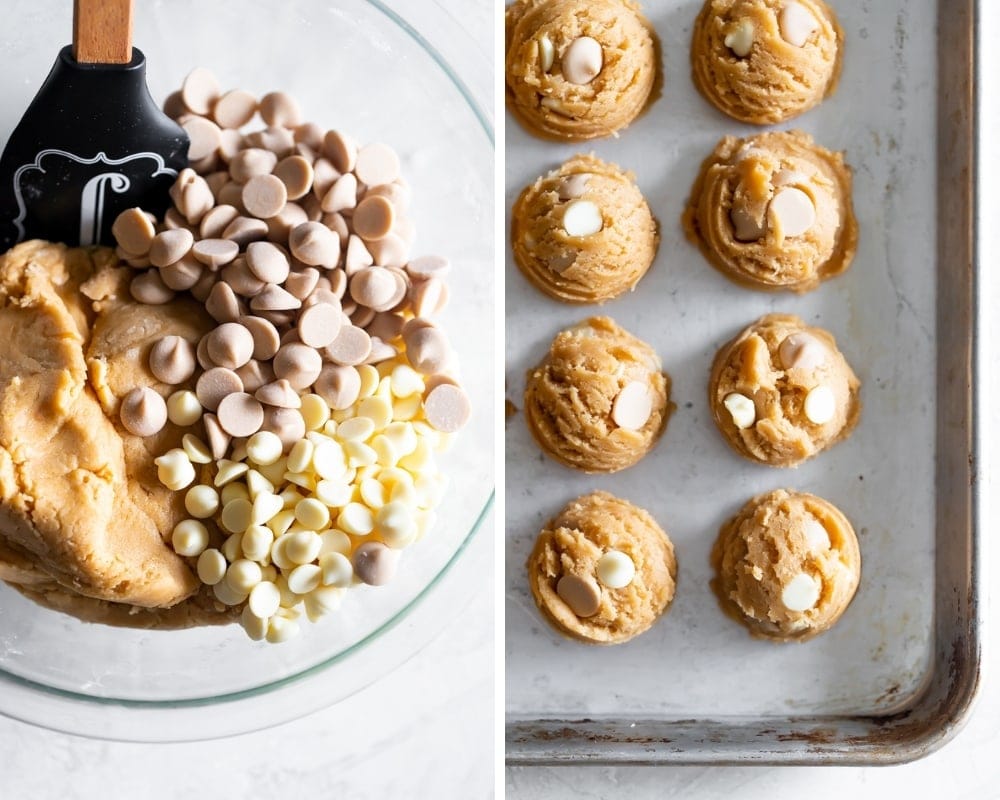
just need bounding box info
[120,387,168,437]
[352,541,399,585]
[242,174,288,220]
[149,335,197,385]
[202,412,231,460]
[149,228,194,268]
[352,195,395,242]
[313,364,361,410]
[112,208,156,256]
[206,279,245,322]
[206,322,255,370]
[262,406,306,449]
[423,383,471,433]
[324,325,371,366]
[297,302,342,348]
[196,367,244,412]
[240,315,281,360]
[289,221,341,268]
[130,270,176,305]
[245,241,291,284]
[255,379,302,409]
[217,392,265,437]
[273,342,322,390]
[192,238,239,269]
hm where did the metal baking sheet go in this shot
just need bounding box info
[504,0,980,764]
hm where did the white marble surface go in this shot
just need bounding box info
[507,0,999,796]
[0,0,495,797]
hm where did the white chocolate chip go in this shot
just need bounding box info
[241,525,274,561]
[778,332,827,370]
[196,548,227,585]
[596,550,635,589]
[781,572,821,612]
[723,392,756,429]
[246,430,283,465]
[265,615,299,643]
[221,497,253,534]
[182,433,212,464]
[171,519,209,557]
[319,551,353,588]
[185,484,220,518]
[779,2,819,47]
[167,390,202,427]
[155,449,196,490]
[768,187,816,238]
[539,34,555,72]
[802,517,831,551]
[773,169,812,188]
[611,381,652,431]
[251,492,284,526]
[562,200,603,237]
[803,384,836,424]
[562,36,603,85]
[286,563,322,594]
[248,580,281,618]
[226,559,263,594]
[724,18,755,57]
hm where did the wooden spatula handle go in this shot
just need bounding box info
[73,0,133,64]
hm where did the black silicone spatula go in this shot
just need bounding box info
[0,0,189,249]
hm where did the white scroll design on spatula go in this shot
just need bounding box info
[79,172,131,245]
[11,149,178,244]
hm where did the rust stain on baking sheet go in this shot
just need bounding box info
[524,722,674,746]
[774,727,838,744]
[842,634,980,755]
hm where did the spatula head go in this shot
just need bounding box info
[0,46,189,250]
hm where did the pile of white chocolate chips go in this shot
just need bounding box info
[110,69,471,643]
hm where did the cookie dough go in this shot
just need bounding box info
[511,154,658,304]
[505,0,659,141]
[691,0,843,124]
[524,317,672,473]
[684,130,857,292]
[709,313,860,467]
[711,488,860,641]
[527,491,677,644]
[0,241,230,628]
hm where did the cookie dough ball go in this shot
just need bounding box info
[511,154,658,304]
[684,130,857,292]
[528,491,677,644]
[691,0,843,124]
[505,0,658,141]
[711,489,860,641]
[525,317,672,473]
[709,313,860,467]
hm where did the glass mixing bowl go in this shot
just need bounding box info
[0,0,493,741]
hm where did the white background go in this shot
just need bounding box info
[507,0,999,797]
[0,1,495,798]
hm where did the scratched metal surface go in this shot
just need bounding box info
[505,0,980,763]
